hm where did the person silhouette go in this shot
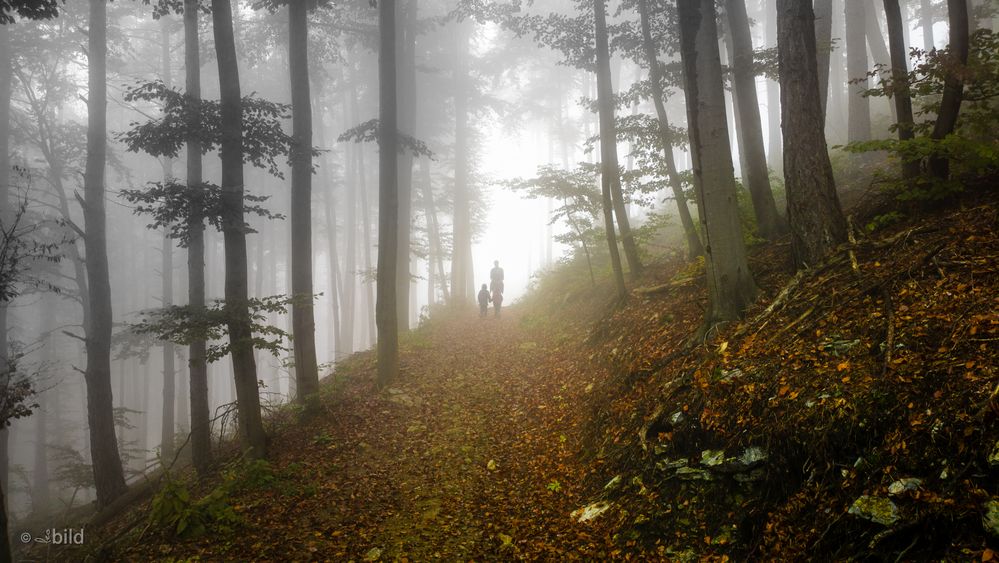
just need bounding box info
[477,284,490,318]
[489,260,504,294]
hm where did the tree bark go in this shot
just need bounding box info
[288,0,320,407]
[636,0,703,259]
[0,25,10,556]
[929,0,969,179]
[765,2,783,169]
[211,0,266,458]
[377,0,400,387]
[778,0,848,268]
[814,0,834,117]
[725,0,784,240]
[84,0,128,508]
[883,0,919,179]
[396,0,417,331]
[184,0,211,476]
[159,18,177,465]
[594,0,640,280]
[845,0,872,142]
[677,0,758,331]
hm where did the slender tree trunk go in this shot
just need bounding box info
[921,0,936,51]
[814,0,834,116]
[84,0,127,508]
[288,1,320,407]
[184,0,211,476]
[765,2,783,169]
[883,0,919,179]
[929,0,969,179]
[636,0,703,259]
[451,22,473,305]
[377,0,400,387]
[211,0,266,458]
[159,19,177,464]
[396,0,417,331]
[677,0,758,332]
[778,0,848,268]
[0,25,10,548]
[846,0,872,142]
[594,0,640,280]
[344,82,361,354]
[359,143,376,347]
[725,0,784,239]
[315,105,342,361]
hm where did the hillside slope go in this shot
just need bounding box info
[39,198,998,561]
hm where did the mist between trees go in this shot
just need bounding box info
[0,0,994,559]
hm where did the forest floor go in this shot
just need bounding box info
[33,193,999,562]
[71,307,636,561]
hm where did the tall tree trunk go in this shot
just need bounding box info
[846,0,872,142]
[677,0,758,332]
[377,0,400,387]
[725,0,784,240]
[84,0,127,508]
[159,18,177,464]
[344,81,360,354]
[814,0,834,116]
[0,25,10,557]
[396,0,417,332]
[778,0,848,268]
[594,0,641,280]
[451,22,474,304]
[211,0,266,458]
[921,0,936,51]
[288,1,320,407]
[929,0,969,179]
[883,0,919,179]
[765,2,783,168]
[184,0,211,476]
[636,0,703,259]
[421,157,449,303]
[359,143,376,347]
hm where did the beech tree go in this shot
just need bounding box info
[883,0,919,179]
[377,0,399,386]
[929,0,970,179]
[777,0,847,268]
[211,0,266,458]
[677,0,757,333]
[288,0,320,407]
[83,0,127,509]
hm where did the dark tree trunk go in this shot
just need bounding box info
[0,27,9,559]
[84,0,127,508]
[377,0,400,386]
[594,0,640,280]
[636,0,703,259]
[929,0,969,179]
[184,0,211,476]
[883,0,919,179]
[450,23,474,305]
[211,0,266,458]
[288,0,320,407]
[677,0,758,331]
[846,0,872,142]
[159,18,176,465]
[778,0,848,268]
[396,0,417,331]
[814,0,834,116]
[725,0,784,240]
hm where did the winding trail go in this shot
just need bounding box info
[126,308,616,561]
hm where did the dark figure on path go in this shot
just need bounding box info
[491,287,503,318]
[477,284,490,318]
[490,260,505,294]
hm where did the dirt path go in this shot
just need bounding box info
[121,308,614,561]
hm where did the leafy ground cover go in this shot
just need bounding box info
[45,195,999,561]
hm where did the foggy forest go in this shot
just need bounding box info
[0,0,997,559]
